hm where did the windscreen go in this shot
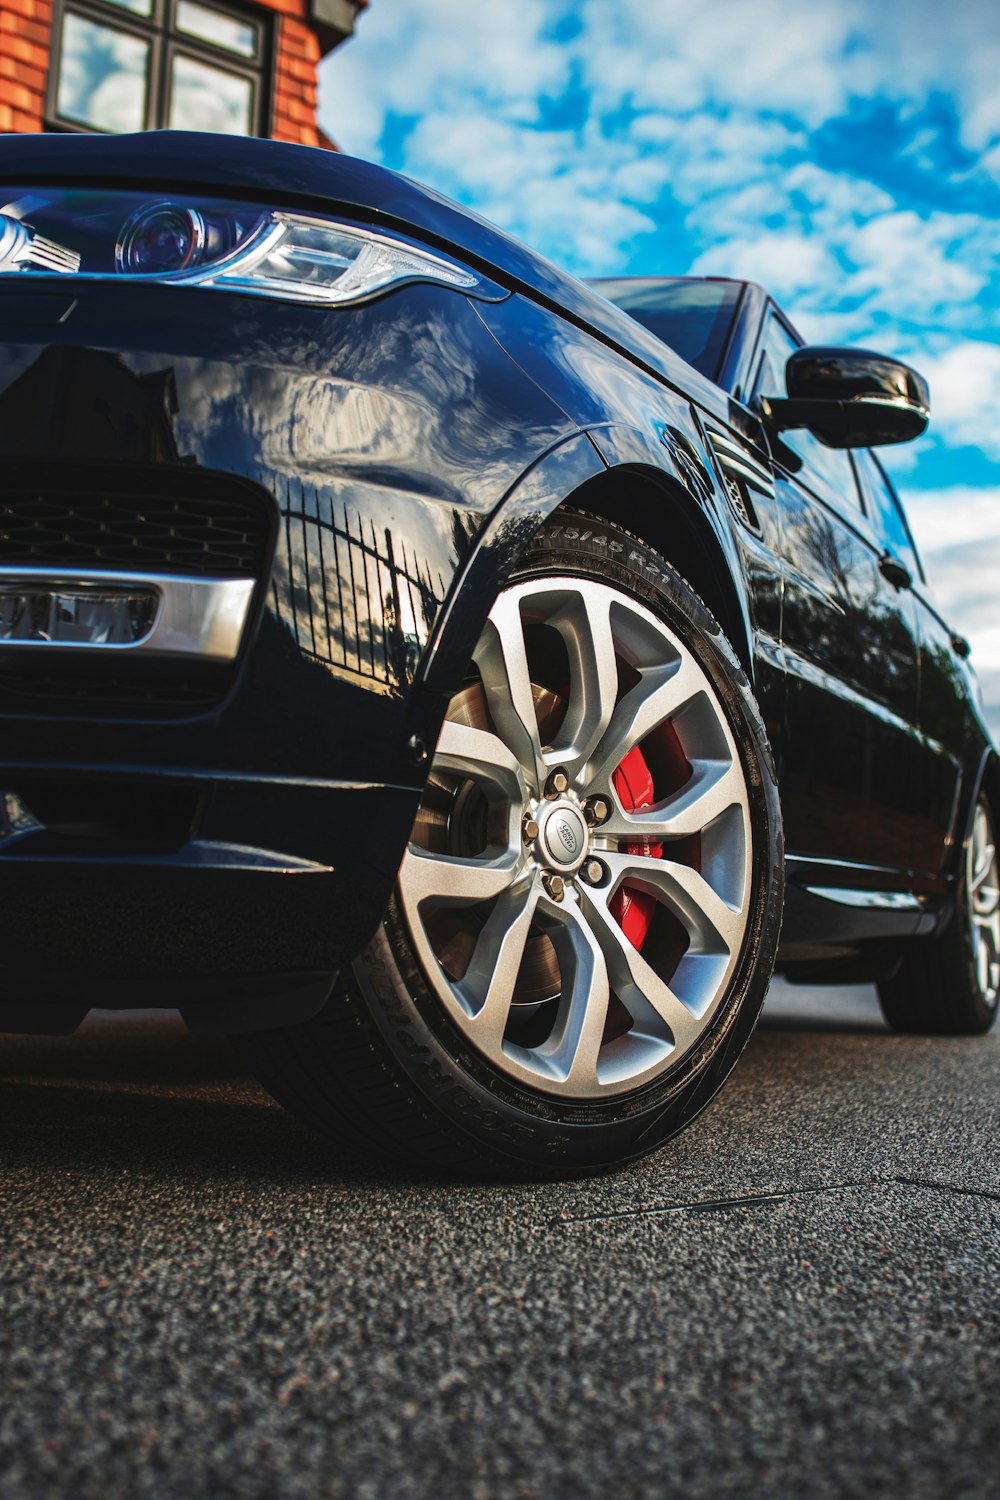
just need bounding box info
[589,277,742,382]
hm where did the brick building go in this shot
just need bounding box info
[0,0,366,147]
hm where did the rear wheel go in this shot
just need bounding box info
[239,514,784,1176]
[878,794,1000,1035]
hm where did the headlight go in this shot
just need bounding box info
[162,210,484,305]
[0,189,498,307]
[115,201,211,274]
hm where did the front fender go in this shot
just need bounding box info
[418,429,606,694]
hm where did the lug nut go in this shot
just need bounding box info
[581,859,605,886]
[522,815,539,842]
[584,796,610,826]
[544,768,569,799]
[541,872,565,901]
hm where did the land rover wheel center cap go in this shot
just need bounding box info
[538,802,588,871]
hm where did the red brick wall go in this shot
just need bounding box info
[0,0,53,133]
[270,3,324,147]
[0,0,337,145]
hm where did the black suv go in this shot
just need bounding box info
[0,131,994,1176]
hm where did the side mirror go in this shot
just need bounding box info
[760,346,930,448]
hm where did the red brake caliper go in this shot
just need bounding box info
[609,745,663,951]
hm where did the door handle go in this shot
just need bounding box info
[878,553,912,590]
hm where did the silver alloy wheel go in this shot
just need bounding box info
[968,798,1000,1007]
[397,576,753,1099]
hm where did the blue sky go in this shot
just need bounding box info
[321,0,1000,729]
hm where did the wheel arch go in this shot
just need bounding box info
[419,432,753,696]
[560,462,753,676]
[936,744,1000,923]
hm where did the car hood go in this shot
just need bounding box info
[0,131,729,422]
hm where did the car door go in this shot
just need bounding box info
[854,449,976,887]
[753,309,924,876]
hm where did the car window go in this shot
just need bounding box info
[754,312,863,514]
[853,448,923,582]
[589,278,741,382]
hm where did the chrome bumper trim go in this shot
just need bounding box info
[0,567,255,660]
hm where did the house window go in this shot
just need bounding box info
[48,0,272,136]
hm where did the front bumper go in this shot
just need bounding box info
[0,277,572,1028]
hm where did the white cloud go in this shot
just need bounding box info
[326,0,1000,179]
[405,112,575,199]
[897,488,1000,712]
[790,308,869,346]
[318,47,384,159]
[402,111,662,269]
[577,0,857,126]
[911,344,1000,461]
[975,668,1000,736]
[973,633,1000,674]
[905,486,1000,554]
[643,114,805,202]
[781,164,895,226]
[323,0,570,157]
[691,232,837,300]
[847,1,1000,157]
[844,211,992,322]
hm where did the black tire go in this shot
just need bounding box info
[878,793,1000,1036]
[237,512,784,1177]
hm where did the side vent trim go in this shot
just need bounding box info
[704,426,776,531]
[707,429,776,497]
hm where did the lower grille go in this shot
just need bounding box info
[0,463,273,577]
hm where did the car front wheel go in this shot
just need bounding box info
[238,513,784,1176]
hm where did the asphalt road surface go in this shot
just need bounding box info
[0,980,997,1500]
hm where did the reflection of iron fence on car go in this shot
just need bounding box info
[270,478,446,687]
